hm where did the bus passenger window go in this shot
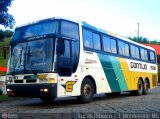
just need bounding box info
[149,51,155,62]
[103,36,111,52]
[131,45,136,58]
[111,39,117,54]
[124,43,129,56]
[135,46,140,59]
[140,48,148,61]
[118,41,129,56]
[131,45,140,59]
[93,33,101,50]
[83,29,93,48]
[118,41,125,55]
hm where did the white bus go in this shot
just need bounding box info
[6,17,158,103]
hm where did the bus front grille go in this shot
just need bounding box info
[14,80,23,83]
[26,79,37,83]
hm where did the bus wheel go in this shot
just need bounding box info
[40,96,54,103]
[78,78,94,103]
[143,80,149,95]
[137,79,143,96]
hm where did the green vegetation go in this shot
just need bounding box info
[0,94,15,102]
[0,29,13,42]
[128,36,160,45]
[0,32,11,75]
[0,37,10,47]
[0,94,24,102]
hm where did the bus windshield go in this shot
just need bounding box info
[8,38,54,75]
[8,19,80,75]
[8,20,59,75]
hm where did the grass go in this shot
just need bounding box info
[0,94,15,102]
[0,94,28,102]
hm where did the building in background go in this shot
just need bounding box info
[143,44,160,55]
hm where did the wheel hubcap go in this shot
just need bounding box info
[84,84,91,97]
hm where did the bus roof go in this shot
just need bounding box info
[15,17,79,28]
[15,17,155,51]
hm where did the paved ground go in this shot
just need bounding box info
[0,86,160,119]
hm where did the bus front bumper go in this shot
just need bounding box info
[6,83,57,98]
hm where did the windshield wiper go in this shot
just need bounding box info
[27,46,37,75]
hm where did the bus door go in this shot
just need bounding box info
[56,38,73,97]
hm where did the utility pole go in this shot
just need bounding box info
[137,22,139,40]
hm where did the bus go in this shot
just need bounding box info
[5,17,158,103]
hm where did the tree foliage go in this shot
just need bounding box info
[128,36,160,45]
[0,0,15,28]
[0,29,13,41]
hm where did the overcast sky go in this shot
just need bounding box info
[2,0,160,40]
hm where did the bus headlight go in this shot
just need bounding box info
[7,88,12,92]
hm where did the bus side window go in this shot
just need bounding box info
[103,36,111,52]
[111,39,117,54]
[83,29,93,48]
[93,33,101,50]
[140,48,148,61]
[131,45,140,59]
[149,51,156,62]
[118,41,129,57]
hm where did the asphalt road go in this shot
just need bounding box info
[0,86,160,119]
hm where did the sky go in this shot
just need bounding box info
[2,0,160,40]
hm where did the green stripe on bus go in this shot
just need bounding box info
[109,56,128,91]
[24,75,37,80]
[98,54,121,92]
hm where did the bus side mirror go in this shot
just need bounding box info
[3,47,7,59]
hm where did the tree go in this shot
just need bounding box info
[128,36,160,45]
[0,29,5,41]
[0,0,15,28]
[3,29,13,38]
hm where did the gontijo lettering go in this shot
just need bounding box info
[130,62,147,70]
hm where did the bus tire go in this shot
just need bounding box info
[137,79,143,96]
[143,80,149,95]
[40,96,54,103]
[78,78,94,103]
